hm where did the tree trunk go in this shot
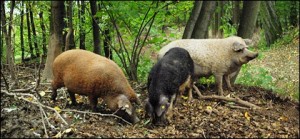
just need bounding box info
[26,3,35,59]
[182,1,203,39]
[260,1,283,47]
[20,1,25,62]
[29,3,40,58]
[42,1,64,81]
[237,1,261,39]
[104,29,113,59]
[289,1,298,27]
[232,1,240,26]
[39,11,47,57]
[79,0,86,50]
[191,1,216,39]
[65,1,75,51]
[90,0,101,54]
[218,1,224,38]
[1,0,16,82]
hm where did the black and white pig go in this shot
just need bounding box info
[145,47,194,125]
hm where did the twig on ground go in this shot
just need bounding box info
[226,104,249,110]
[193,85,261,109]
[0,70,9,91]
[61,109,133,125]
[1,90,69,125]
[39,106,49,138]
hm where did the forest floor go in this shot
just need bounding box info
[1,38,299,138]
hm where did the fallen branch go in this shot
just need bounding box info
[193,85,261,109]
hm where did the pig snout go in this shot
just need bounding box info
[240,49,259,64]
[246,52,259,61]
[152,115,167,126]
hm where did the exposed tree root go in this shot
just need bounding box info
[193,85,261,109]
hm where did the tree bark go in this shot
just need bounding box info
[42,1,64,81]
[29,3,40,57]
[182,1,203,39]
[237,1,261,39]
[104,29,113,59]
[260,1,282,47]
[79,0,86,50]
[65,1,75,51]
[26,3,35,59]
[20,1,25,62]
[90,0,101,54]
[191,1,216,39]
[39,11,47,57]
[232,1,240,26]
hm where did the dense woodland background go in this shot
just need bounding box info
[0,1,299,138]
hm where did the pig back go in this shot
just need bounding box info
[52,49,132,97]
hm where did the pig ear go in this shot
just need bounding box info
[243,39,253,46]
[117,95,133,115]
[232,42,245,52]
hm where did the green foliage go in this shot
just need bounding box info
[236,64,275,91]
[137,56,154,82]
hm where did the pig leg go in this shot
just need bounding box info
[230,67,241,86]
[51,87,57,101]
[166,94,176,123]
[67,90,78,106]
[88,96,98,112]
[51,82,58,101]
[214,74,224,96]
[224,75,234,92]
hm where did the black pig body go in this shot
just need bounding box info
[145,47,194,125]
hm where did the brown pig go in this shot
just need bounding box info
[51,49,140,124]
[158,36,258,96]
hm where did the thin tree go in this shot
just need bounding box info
[20,1,25,62]
[42,1,64,80]
[104,29,112,59]
[29,2,40,57]
[79,0,85,50]
[191,1,216,39]
[65,1,75,51]
[39,10,47,57]
[260,1,282,47]
[26,3,35,59]
[237,1,261,39]
[182,1,203,39]
[90,0,101,54]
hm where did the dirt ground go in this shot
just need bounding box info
[1,63,299,138]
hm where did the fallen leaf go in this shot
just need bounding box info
[26,96,33,102]
[39,91,46,97]
[244,112,251,121]
[181,95,188,100]
[53,131,62,138]
[54,106,62,113]
[278,116,288,122]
